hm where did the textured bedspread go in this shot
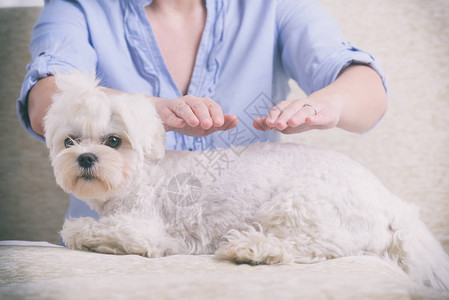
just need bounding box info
[1,244,447,299]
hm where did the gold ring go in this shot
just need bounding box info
[302,103,317,116]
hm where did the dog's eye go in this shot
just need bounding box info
[64,137,75,148]
[104,136,121,148]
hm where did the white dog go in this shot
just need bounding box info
[44,73,449,291]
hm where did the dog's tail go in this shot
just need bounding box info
[387,204,449,291]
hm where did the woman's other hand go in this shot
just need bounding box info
[253,65,387,134]
[253,96,343,134]
[153,95,238,137]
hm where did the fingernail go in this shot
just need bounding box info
[202,118,212,128]
[189,117,199,126]
[214,116,224,125]
[275,122,285,130]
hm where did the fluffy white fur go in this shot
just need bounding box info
[44,73,449,292]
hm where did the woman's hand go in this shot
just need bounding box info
[253,65,387,134]
[253,96,343,134]
[152,95,238,137]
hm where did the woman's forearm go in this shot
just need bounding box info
[310,64,387,132]
[28,76,57,136]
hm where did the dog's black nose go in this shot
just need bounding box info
[77,153,98,169]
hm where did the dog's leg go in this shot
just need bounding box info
[61,215,180,257]
[252,189,340,264]
[215,225,295,265]
[215,188,333,265]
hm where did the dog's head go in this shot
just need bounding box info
[44,72,165,202]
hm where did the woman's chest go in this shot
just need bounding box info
[145,6,207,96]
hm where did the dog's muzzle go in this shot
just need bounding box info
[77,153,98,169]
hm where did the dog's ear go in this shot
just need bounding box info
[110,94,166,161]
[44,71,106,153]
[54,70,99,95]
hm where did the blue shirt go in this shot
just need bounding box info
[17,0,386,219]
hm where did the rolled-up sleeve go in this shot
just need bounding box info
[17,0,98,142]
[276,0,386,95]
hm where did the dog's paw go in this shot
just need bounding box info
[61,217,180,257]
[61,218,153,256]
[215,229,294,265]
[60,217,102,251]
[60,217,128,255]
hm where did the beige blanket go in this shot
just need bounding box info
[1,244,447,299]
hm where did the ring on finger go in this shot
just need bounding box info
[302,103,317,116]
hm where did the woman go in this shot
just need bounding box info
[17,0,387,220]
